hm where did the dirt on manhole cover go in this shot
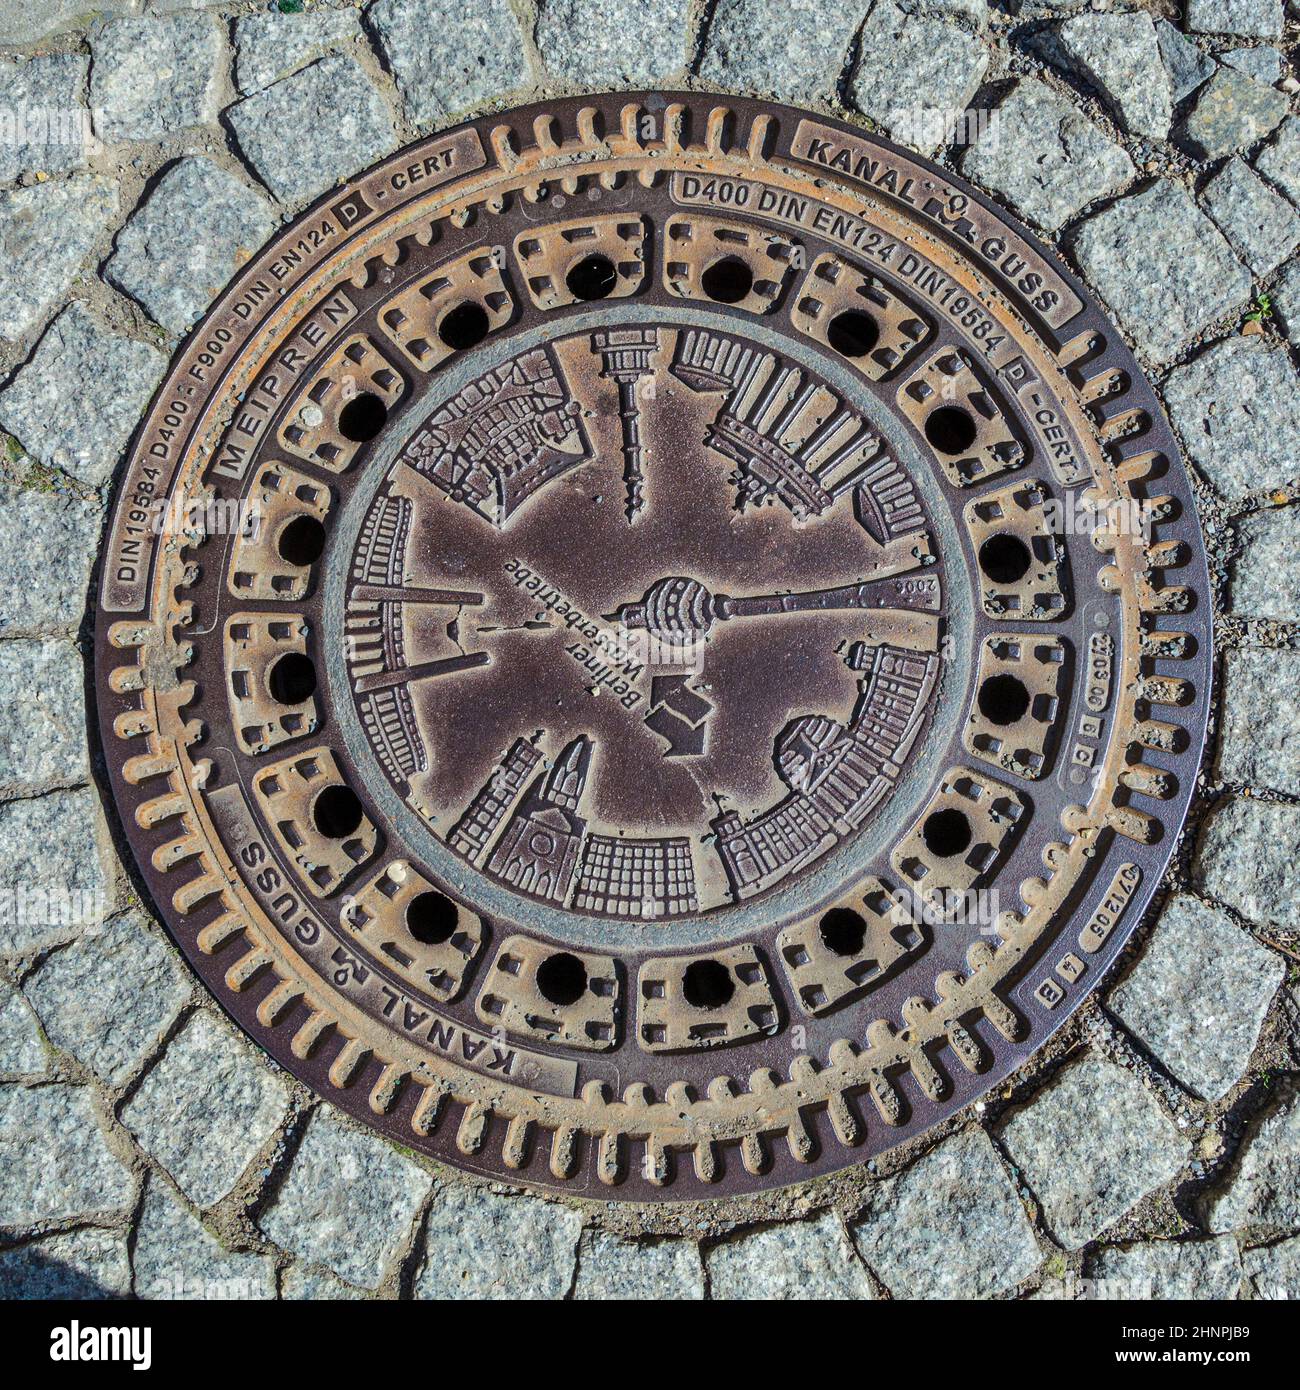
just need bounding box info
[95,93,1212,1203]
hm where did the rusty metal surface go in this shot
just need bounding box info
[94,94,1212,1202]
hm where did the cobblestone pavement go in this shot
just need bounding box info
[1,0,1298,1301]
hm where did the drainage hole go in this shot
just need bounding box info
[682,958,735,1009]
[437,300,490,350]
[978,532,1032,585]
[700,256,754,304]
[826,310,879,358]
[565,252,618,301]
[338,392,387,443]
[312,784,364,839]
[818,907,867,957]
[276,514,326,566]
[924,404,977,455]
[406,891,458,945]
[537,952,588,1006]
[267,651,317,705]
[922,807,972,858]
[977,673,1031,727]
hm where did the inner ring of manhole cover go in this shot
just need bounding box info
[95,93,1211,1202]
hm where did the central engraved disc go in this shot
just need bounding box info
[95,93,1212,1203]
[341,322,945,921]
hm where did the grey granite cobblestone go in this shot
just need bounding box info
[706,1212,876,1299]
[1242,1235,1300,1298]
[105,157,276,335]
[1085,1237,1242,1299]
[1222,47,1283,83]
[1155,20,1216,104]
[0,179,118,345]
[89,14,224,144]
[1229,505,1300,617]
[848,1,988,156]
[0,481,105,635]
[1161,338,1300,498]
[368,0,529,127]
[572,1229,705,1300]
[997,1052,1190,1250]
[234,8,363,95]
[1206,1080,1300,1233]
[0,2,141,47]
[1218,649,1300,794]
[537,0,690,85]
[1271,259,1300,346]
[0,982,45,1076]
[1177,66,1288,160]
[1195,798,1300,931]
[416,1183,582,1299]
[226,54,396,205]
[910,0,987,22]
[1201,157,1300,277]
[699,0,863,105]
[0,789,112,957]
[1186,0,1284,39]
[963,79,1133,232]
[1067,182,1249,363]
[0,1225,131,1299]
[260,1107,430,1290]
[134,1178,274,1300]
[26,912,189,1088]
[0,56,92,186]
[1051,13,1172,140]
[0,1083,132,1229]
[850,1128,1041,1298]
[122,1008,289,1208]
[0,640,88,789]
[1256,117,1300,209]
[0,302,165,485]
[1108,894,1283,1100]
[280,1261,366,1300]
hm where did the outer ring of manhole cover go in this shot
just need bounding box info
[95,92,1211,1203]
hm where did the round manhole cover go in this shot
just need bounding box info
[95,93,1211,1202]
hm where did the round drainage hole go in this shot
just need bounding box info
[313,784,365,839]
[267,651,317,705]
[924,405,977,455]
[979,533,1032,585]
[922,807,972,858]
[978,673,1031,727]
[338,392,388,443]
[565,253,618,301]
[438,300,491,351]
[826,310,879,358]
[276,514,326,566]
[701,256,754,304]
[818,907,867,957]
[537,952,588,1006]
[406,891,458,945]
[683,958,735,1008]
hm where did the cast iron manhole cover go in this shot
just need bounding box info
[96,93,1211,1201]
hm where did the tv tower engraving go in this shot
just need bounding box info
[592,328,660,523]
